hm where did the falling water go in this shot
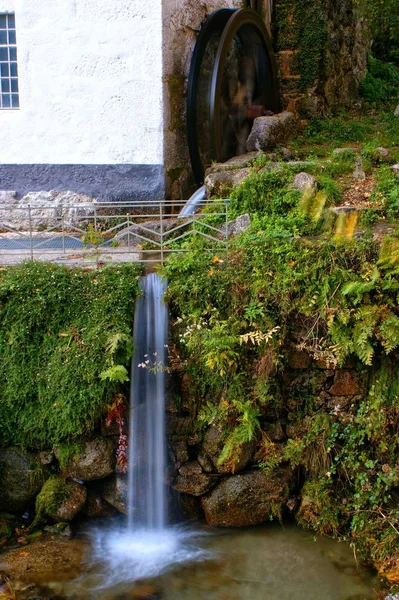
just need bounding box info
[127,273,168,531]
[178,185,206,218]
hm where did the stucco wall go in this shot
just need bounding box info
[0,0,165,199]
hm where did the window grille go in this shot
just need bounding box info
[0,13,19,109]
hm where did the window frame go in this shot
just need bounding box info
[0,12,19,110]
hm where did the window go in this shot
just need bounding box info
[0,13,19,109]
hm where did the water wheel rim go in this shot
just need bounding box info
[210,8,281,164]
[187,8,236,186]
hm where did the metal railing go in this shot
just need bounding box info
[0,199,229,266]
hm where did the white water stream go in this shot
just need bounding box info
[127,273,168,531]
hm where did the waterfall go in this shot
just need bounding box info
[127,273,168,531]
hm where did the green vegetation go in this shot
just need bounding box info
[164,131,399,581]
[360,55,399,105]
[34,475,71,522]
[356,0,399,64]
[0,262,141,448]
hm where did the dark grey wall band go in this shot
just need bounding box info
[0,164,165,200]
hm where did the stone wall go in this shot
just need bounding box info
[274,0,369,116]
[0,347,368,529]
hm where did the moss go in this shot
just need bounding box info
[56,442,83,469]
[295,1,328,91]
[167,166,184,182]
[0,263,141,449]
[34,476,71,522]
[167,75,185,132]
[297,480,340,536]
[275,0,328,92]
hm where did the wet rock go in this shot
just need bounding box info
[178,461,202,476]
[202,425,255,474]
[0,448,47,514]
[102,475,128,514]
[201,468,293,527]
[329,371,359,396]
[129,585,162,599]
[56,436,115,481]
[37,477,87,522]
[246,112,296,152]
[204,168,250,197]
[0,539,87,583]
[174,472,218,496]
[178,493,203,521]
[169,440,190,469]
[197,454,214,473]
[166,415,194,436]
[43,523,72,538]
[82,488,118,518]
[224,214,251,238]
[290,172,318,193]
[287,348,312,369]
[352,157,366,180]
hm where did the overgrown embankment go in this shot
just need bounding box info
[0,262,141,448]
[163,110,399,583]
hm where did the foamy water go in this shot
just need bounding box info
[87,524,209,587]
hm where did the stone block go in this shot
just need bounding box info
[204,168,250,197]
[329,371,359,396]
[246,112,297,152]
[290,172,318,193]
[287,348,312,369]
[201,468,293,527]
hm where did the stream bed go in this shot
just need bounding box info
[2,521,382,600]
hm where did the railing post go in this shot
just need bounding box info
[225,199,229,247]
[28,204,34,261]
[160,202,164,265]
[62,211,65,254]
[94,204,99,266]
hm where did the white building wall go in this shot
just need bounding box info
[0,0,163,166]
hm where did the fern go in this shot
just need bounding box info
[99,365,130,383]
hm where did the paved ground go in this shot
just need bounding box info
[0,233,142,266]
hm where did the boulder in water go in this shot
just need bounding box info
[201,468,293,527]
[0,448,47,514]
[174,472,219,496]
[102,475,128,514]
